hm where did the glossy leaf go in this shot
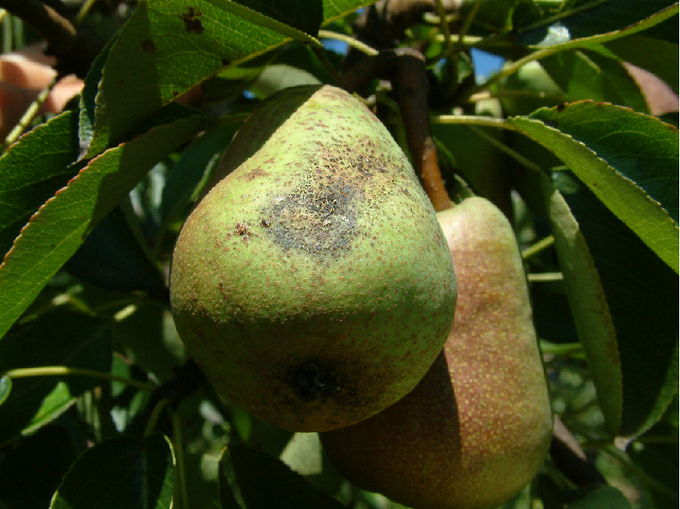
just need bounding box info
[88,0,368,155]
[219,442,344,509]
[322,0,375,23]
[0,111,80,258]
[0,311,112,444]
[0,113,208,340]
[205,0,323,39]
[50,433,175,509]
[552,171,678,440]
[508,102,679,273]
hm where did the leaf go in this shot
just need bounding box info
[565,485,633,509]
[50,433,175,509]
[205,0,323,38]
[88,0,370,155]
[322,0,376,24]
[539,50,649,113]
[0,311,112,444]
[552,171,678,440]
[0,111,81,258]
[546,182,623,435]
[0,113,208,340]
[518,0,678,48]
[79,35,116,158]
[161,121,241,224]
[507,101,679,273]
[219,442,344,509]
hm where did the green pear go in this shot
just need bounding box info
[320,197,553,509]
[170,85,457,432]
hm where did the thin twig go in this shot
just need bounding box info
[318,29,379,56]
[5,365,157,391]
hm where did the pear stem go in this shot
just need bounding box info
[395,50,453,211]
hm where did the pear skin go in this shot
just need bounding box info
[320,197,553,509]
[170,85,457,432]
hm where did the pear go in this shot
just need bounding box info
[320,197,553,509]
[170,85,457,432]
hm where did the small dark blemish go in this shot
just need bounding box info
[141,39,157,52]
[290,361,338,402]
[178,6,204,34]
[235,222,248,235]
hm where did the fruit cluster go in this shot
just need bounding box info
[170,85,552,509]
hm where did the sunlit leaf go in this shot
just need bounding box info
[507,102,679,273]
[0,111,80,258]
[0,112,209,340]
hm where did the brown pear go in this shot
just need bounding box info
[320,197,553,509]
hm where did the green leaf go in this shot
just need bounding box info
[79,35,116,158]
[50,433,175,509]
[0,113,208,340]
[507,102,679,273]
[204,0,323,39]
[0,111,81,258]
[89,0,370,154]
[552,171,678,440]
[518,0,678,48]
[219,442,344,509]
[161,121,242,224]
[565,485,633,509]
[322,0,376,24]
[90,0,288,153]
[0,311,112,444]
[546,182,623,435]
[540,50,649,113]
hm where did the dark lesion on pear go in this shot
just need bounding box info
[261,177,360,257]
[289,360,339,402]
[259,145,389,258]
